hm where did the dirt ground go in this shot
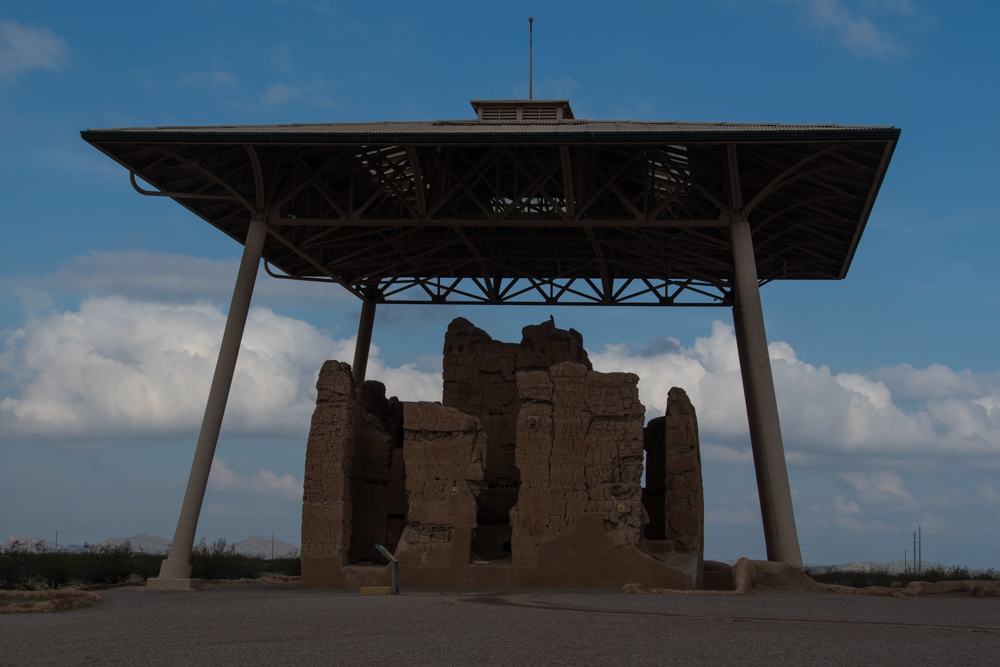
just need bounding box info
[1,581,998,666]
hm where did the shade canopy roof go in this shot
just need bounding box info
[82,108,899,306]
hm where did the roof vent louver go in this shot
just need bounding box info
[471,99,574,121]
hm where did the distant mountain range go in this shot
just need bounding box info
[1,535,58,551]
[98,533,172,554]
[805,559,945,575]
[717,557,947,574]
[2,533,299,558]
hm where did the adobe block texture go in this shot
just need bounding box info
[442,317,592,562]
[639,387,705,587]
[301,318,703,590]
[392,402,487,587]
[301,362,405,588]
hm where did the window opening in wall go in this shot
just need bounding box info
[642,416,666,541]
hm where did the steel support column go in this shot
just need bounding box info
[149,214,269,589]
[731,217,803,567]
[352,300,377,385]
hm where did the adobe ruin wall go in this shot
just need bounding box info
[301,318,704,589]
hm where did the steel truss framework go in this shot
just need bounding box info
[83,114,900,577]
[83,122,898,306]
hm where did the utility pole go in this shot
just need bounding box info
[918,525,922,576]
[913,531,917,575]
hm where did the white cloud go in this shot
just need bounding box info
[261,82,301,108]
[0,296,441,439]
[840,471,917,507]
[870,363,998,402]
[833,496,860,514]
[255,82,334,111]
[590,321,1000,468]
[0,19,68,81]
[4,285,998,476]
[209,458,302,501]
[775,0,929,58]
[1,250,354,310]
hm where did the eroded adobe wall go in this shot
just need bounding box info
[302,319,701,590]
[347,382,406,564]
[442,318,592,561]
[663,387,703,556]
[394,402,487,587]
[639,387,704,587]
[301,361,357,587]
[512,362,646,562]
[301,363,406,588]
[510,362,691,589]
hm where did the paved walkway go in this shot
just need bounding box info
[2,584,999,666]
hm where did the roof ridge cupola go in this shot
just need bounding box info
[470,99,574,121]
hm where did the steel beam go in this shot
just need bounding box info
[352,300,377,384]
[148,214,269,589]
[731,217,803,566]
[726,143,801,566]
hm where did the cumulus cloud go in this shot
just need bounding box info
[590,321,1000,468]
[840,471,917,507]
[833,496,860,514]
[0,19,68,81]
[3,284,998,478]
[0,296,441,439]
[209,458,302,501]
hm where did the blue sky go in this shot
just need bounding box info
[1,1,999,569]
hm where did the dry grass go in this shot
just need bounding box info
[0,589,103,613]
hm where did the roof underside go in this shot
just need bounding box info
[82,119,899,306]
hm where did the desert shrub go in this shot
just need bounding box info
[268,556,302,576]
[77,542,135,585]
[807,567,900,588]
[190,538,263,580]
[807,565,1000,588]
[36,550,72,589]
[0,541,38,590]
[1,537,305,588]
[132,551,163,581]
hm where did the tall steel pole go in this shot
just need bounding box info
[149,213,269,589]
[727,144,802,566]
[733,304,778,559]
[352,300,377,385]
[528,16,534,100]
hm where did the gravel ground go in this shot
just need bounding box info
[2,584,999,666]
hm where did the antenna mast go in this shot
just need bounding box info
[529,16,534,100]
